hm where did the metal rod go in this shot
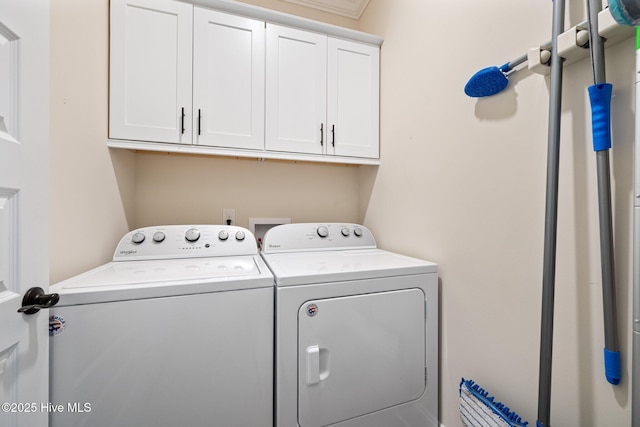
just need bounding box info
[632,26,640,427]
[537,0,565,425]
[597,149,618,350]
[634,204,640,425]
[503,53,528,72]
[588,0,620,384]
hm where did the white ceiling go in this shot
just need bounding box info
[281,0,371,19]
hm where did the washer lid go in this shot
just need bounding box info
[261,249,437,286]
[51,255,273,306]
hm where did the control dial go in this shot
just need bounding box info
[317,226,329,238]
[235,231,245,241]
[341,227,350,237]
[131,232,145,244]
[218,230,229,241]
[185,228,201,242]
[152,231,166,243]
[353,227,363,237]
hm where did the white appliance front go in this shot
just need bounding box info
[262,223,439,427]
[298,289,426,427]
[50,288,272,427]
[49,225,274,427]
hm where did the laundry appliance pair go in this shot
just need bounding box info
[49,223,438,427]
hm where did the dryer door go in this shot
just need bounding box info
[297,288,426,427]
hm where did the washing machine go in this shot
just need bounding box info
[48,225,273,427]
[261,223,439,427]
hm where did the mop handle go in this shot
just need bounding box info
[587,0,620,387]
[588,83,620,385]
[588,83,613,152]
[536,0,566,423]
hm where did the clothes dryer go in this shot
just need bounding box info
[49,225,273,427]
[261,223,438,427]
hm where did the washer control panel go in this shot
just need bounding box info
[113,225,257,261]
[261,223,377,254]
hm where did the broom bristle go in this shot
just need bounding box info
[459,378,529,427]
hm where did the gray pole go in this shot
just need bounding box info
[587,0,620,385]
[537,0,565,425]
[633,27,640,427]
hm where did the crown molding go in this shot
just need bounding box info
[282,0,370,19]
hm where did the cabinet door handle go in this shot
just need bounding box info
[198,109,201,136]
[320,123,324,146]
[181,107,185,134]
[331,124,335,147]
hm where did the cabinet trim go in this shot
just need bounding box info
[186,0,383,46]
[107,139,381,165]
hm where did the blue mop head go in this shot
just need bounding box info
[609,0,640,26]
[459,378,529,427]
[464,65,509,98]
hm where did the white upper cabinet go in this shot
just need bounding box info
[108,0,382,164]
[109,0,193,144]
[266,24,379,159]
[327,37,379,159]
[266,24,327,156]
[193,8,265,150]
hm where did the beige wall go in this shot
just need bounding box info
[50,0,136,283]
[50,0,634,425]
[134,152,360,228]
[358,0,633,426]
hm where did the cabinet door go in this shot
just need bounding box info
[327,38,379,159]
[109,0,193,144]
[266,24,326,155]
[193,9,265,150]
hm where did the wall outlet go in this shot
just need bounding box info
[223,208,235,225]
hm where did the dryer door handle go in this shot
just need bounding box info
[306,345,330,385]
[306,346,320,384]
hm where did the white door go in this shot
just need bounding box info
[297,289,426,427]
[266,24,327,155]
[327,37,379,159]
[109,0,193,144]
[193,8,265,150]
[0,2,50,427]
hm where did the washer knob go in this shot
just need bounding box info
[131,232,145,244]
[235,231,245,241]
[152,231,166,243]
[317,226,329,238]
[185,228,200,242]
[341,227,350,237]
[353,227,363,237]
[218,230,229,241]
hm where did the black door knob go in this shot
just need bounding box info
[18,287,59,315]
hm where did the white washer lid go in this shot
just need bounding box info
[51,255,273,306]
[261,248,437,287]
